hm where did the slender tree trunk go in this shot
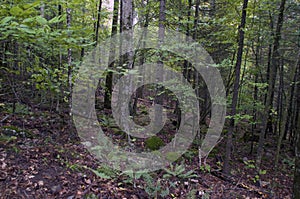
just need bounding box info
[256,0,286,171]
[291,55,300,144]
[104,0,119,109]
[57,4,63,111]
[276,50,300,167]
[183,0,192,81]
[120,0,133,142]
[251,38,261,154]
[154,0,166,130]
[276,61,284,137]
[193,0,200,92]
[132,0,150,115]
[95,0,103,44]
[284,56,299,140]
[293,51,300,199]
[223,0,248,175]
[66,7,72,116]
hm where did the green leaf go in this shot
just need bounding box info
[23,17,35,23]
[23,1,41,9]
[48,15,66,24]
[36,16,47,25]
[18,25,36,34]
[259,170,267,175]
[10,6,23,16]
[84,166,112,179]
[0,16,14,25]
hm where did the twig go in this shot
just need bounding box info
[0,115,10,123]
[232,174,244,190]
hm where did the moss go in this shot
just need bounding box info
[0,134,17,144]
[111,128,125,136]
[145,136,164,150]
[166,152,179,162]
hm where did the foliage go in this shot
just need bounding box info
[200,164,211,173]
[84,164,120,179]
[163,161,197,179]
[142,173,170,198]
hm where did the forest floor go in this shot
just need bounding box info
[0,104,294,199]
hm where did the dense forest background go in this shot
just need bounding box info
[0,0,300,198]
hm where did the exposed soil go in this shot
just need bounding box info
[0,107,293,198]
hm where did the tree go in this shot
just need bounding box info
[95,0,103,45]
[154,0,166,130]
[293,50,300,198]
[104,0,119,109]
[223,0,249,175]
[256,0,286,171]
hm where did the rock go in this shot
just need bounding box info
[51,185,62,194]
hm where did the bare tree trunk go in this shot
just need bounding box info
[120,0,133,142]
[193,0,200,92]
[95,0,103,44]
[183,0,192,81]
[154,0,166,130]
[275,50,300,166]
[223,0,248,175]
[256,0,286,171]
[104,0,119,109]
[293,51,300,199]
[67,7,72,116]
[291,54,300,144]
[132,0,150,115]
[57,4,63,112]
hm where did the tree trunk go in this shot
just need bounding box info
[291,53,300,145]
[154,0,166,130]
[120,0,133,142]
[132,0,150,115]
[95,0,103,44]
[183,0,192,81]
[293,51,300,199]
[67,7,72,116]
[223,0,248,175]
[104,0,119,109]
[256,0,286,171]
[275,51,299,167]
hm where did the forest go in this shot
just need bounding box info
[0,0,299,198]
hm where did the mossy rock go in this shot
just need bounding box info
[145,136,164,150]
